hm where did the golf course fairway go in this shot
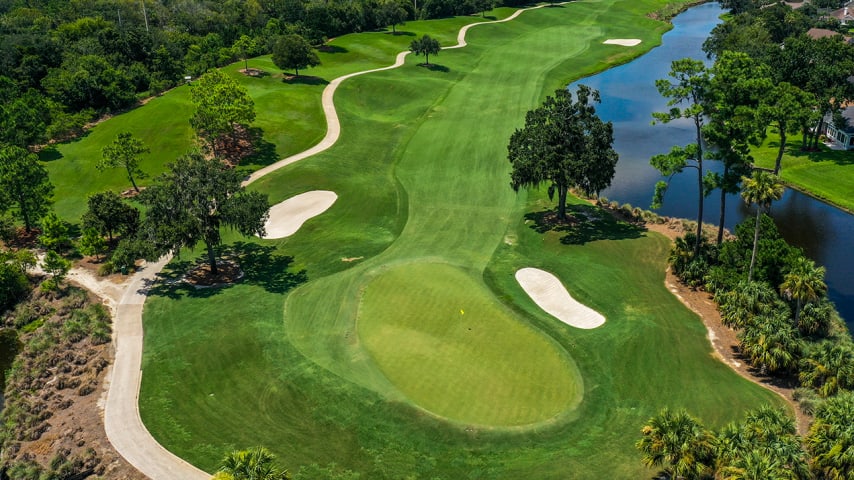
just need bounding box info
[133,0,788,478]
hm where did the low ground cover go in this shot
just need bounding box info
[137,1,785,478]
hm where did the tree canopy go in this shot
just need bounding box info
[651,58,711,257]
[189,70,256,157]
[271,34,321,77]
[508,85,618,220]
[410,35,441,65]
[139,151,269,274]
[82,190,140,243]
[98,131,149,192]
[0,145,54,233]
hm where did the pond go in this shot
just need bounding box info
[569,2,854,328]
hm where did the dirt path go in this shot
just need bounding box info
[100,5,570,479]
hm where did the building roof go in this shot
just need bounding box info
[807,27,845,39]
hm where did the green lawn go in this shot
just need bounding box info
[753,130,854,213]
[134,1,787,478]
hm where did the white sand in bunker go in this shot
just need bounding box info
[262,190,337,239]
[515,268,606,329]
[603,38,642,46]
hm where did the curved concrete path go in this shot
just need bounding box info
[103,4,565,479]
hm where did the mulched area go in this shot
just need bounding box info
[182,259,244,287]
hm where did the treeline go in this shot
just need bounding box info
[0,0,515,150]
[703,0,854,150]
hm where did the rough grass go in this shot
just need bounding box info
[135,1,786,478]
[752,130,854,213]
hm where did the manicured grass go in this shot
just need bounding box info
[752,130,854,212]
[42,88,195,221]
[358,262,581,426]
[40,11,519,223]
[136,1,787,478]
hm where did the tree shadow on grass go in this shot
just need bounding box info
[525,203,645,245]
[145,242,307,300]
[282,75,329,86]
[317,44,349,54]
[38,146,63,162]
[237,127,279,170]
[768,140,854,166]
[383,30,415,36]
[419,63,449,72]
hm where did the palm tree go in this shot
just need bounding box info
[738,315,801,374]
[717,280,780,329]
[799,341,854,397]
[716,406,808,480]
[806,391,854,479]
[780,256,827,328]
[637,408,716,479]
[218,447,289,480]
[740,171,784,282]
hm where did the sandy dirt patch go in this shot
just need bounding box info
[604,38,642,46]
[515,268,606,329]
[262,191,337,239]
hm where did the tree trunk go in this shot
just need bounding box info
[775,127,786,175]
[128,168,140,192]
[295,67,299,77]
[425,53,429,65]
[206,242,219,275]
[694,121,704,258]
[794,298,802,328]
[558,185,568,221]
[812,116,825,150]
[748,207,761,282]
[244,57,248,72]
[17,190,31,233]
[717,163,729,245]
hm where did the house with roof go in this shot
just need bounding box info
[823,107,854,149]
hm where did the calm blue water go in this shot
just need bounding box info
[570,2,854,327]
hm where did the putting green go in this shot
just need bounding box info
[358,262,581,426]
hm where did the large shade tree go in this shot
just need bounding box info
[508,85,618,221]
[757,82,815,175]
[651,58,711,257]
[139,151,269,274]
[189,69,256,157]
[410,34,441,66]
[271,34,320,77]
[705,51,770,244]
[81,190,140,243]
[740,171,783,282]
[0,145,53,233]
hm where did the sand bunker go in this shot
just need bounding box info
[603,38,642,46]
[515,268,606,329]
[262,190,337,239]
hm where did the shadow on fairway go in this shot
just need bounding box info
[419,63,450,72]
[239,130,279,169]
[525,203,645,245]
[384,30,415,36]
[318,44,349,54]
[146,242,307,299]
[38,146,63,162]
[283,75,330,86]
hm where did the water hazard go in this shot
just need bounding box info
[570,2,854,327]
